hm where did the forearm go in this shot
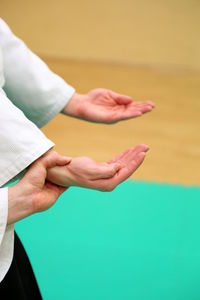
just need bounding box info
[47,166,72,187]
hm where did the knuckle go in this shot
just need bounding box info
[107,167,116,177]
[99,185,109,192]
[100,183,115,192]
[31,194,42,213]
[110,167,116,175]
[108,184,115,192]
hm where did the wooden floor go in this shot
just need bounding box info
[2,0,200,69]
[42,57,200,186]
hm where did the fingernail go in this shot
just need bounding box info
[114,163,122,169]
[63,156,72,162]
[140,144,149,151]
[117,162,125,168]
[115,163,121,168]
[138,152,146,158]
[147,101,155,107]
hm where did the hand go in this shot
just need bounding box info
[63,88,155,123]
[8,150,71,224]
[47,144,149,191]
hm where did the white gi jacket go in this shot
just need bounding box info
[0,18,75,282]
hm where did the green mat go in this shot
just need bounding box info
[15,180,200,300]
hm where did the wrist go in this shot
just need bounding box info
[7,184,34,225]
[62,92,84,116]
[47,166,72,187]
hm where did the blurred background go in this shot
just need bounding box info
[2,1,200,299]
[2,0,200,185]
[2,0,200,68]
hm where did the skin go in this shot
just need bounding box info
[8,150,72,224]
[62,89,155,123]
[8,145,148,224]
[8,88,155,224]
[47,144,149,191]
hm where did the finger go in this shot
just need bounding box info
[51,155,72,167]
[125,104,154,113]
[136,105,154,113]
[60,156,72,165]
[121,144,149,162]
[41,151,72,169]
[108,144,149,164]
[119,110,142,120]
[107,148,131,164]
[129,151,146,171]
[132,101,155,107]
[141,100,155,107]
[109,90,133,105]
[92,152,146,191]
[90,162,122,180]
[112,151,146,186]
[108,146,140,164]
[115,105,154,121]
[109,110,143,122]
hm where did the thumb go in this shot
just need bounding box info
[41,150,72,169]
[109,90,133,105]
[56,156,72,166]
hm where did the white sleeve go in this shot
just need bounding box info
[0,18,75,128]
[0,188,14,283]
[0,87,55,282]
[0,188,8,247]
[0,88,54,187]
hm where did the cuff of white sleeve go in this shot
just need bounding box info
[0,139,55,187]
[0,188,8,246]
[0,223,14,282]
[37,85,75,128]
